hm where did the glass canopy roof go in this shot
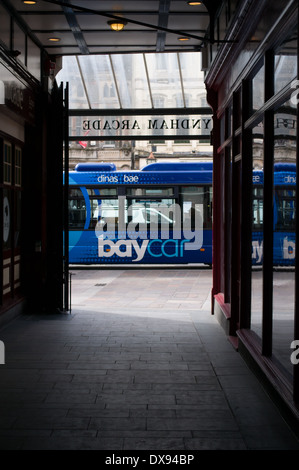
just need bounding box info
[56,51,208,111]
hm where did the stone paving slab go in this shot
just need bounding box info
[0,267,299,450]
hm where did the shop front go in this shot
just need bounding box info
[0,66,31,323]
[205,0,299,425]
[0,56,65,324]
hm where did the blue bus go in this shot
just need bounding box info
[67,161,213,265]
[66,161,296,266]
[252,162,296,266]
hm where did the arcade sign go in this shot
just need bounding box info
[69,113,213,141]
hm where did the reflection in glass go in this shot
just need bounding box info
[91,199,118,229]
[274,99,297,163]
[127,199,175,226]
[252,65,264,112]
[3,188,11,250]
[180,186,212,230]
[274,188,296,232]
[251,120,264,338]
[274,26,297,94]
[272,101,296,376]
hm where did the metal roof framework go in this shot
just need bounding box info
[5,0,222,56]
[57,51,212,141]
[2,0,218,140]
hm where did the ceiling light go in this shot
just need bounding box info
[23,1,38,4]
[48,37,61,42]
[107,19,127,31]
[178,37,190,41]
[187,1,202,5]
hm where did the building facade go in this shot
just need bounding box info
[68,140,213,171]
[205,0,299,423]
[0,2,65,324]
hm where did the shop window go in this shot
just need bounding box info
[3,188,11,251]
[4,142,12,184]
[252,65,264,113]
[2,140,24,301]
[226,106,232,140]
[15,147,22,187]
[233,89,241,129]
[251,119,264,338]
[252,187,263,230]
[220,113,225,145]
[274,26,297,94]
[274,188,296,231]
[274,98,297,161]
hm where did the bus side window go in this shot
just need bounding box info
[252,187,263,230]
[92,199,119,229]
[180,186,212,229]
[275,189,296,231]
[68,199,86,228]
[127,200,175,227]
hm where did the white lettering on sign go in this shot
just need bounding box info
[95,201,203,251]
[252,175,261,183]
[98,175,118,183]
[124,175,139,183]
[98,238,199,261]
[284,175,296,184]
[83,119,140,131]
[252,240,263,263]
[290,340,299,365]
[98,239,149,262]
[81,116,213,136]
[148,118,211,130]
[97,175,139,184]
[291,79,299,105]
[252,237,296,263]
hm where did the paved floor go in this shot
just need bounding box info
[0,266,299,450]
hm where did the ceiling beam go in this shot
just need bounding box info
[156,0,171,52]
[61,0,89,54]
[19,10,210,17]
[41,0,208,43]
